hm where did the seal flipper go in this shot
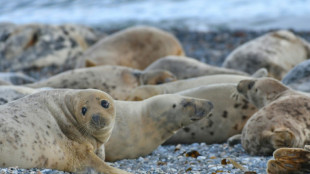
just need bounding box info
[86,149,131,174]
[227,134,242,146]
[251,68,268,78]
[267,147,310,174]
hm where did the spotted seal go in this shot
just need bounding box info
[0,89,130,173]
[237,77,310,155]
[127,73,265,101]
[104,94,213,161]
[223,30,310,80]
[165,83,257,144]
[144,55,249,79]
[25,65,176,100]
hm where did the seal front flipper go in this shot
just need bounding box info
[86,151,131,174]
[267,147,310,174]
[227,134,242,146]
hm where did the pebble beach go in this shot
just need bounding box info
[0,27,309,174]
[1,1,310,174]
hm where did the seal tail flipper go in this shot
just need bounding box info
[251,68,268,78]
[267,148,310,174]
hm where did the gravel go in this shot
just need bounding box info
[2,28,310,173]
[0,143,272,174]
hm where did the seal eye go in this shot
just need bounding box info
[101,100,109,109]
[82,107,87,116]
[248,81,255,90]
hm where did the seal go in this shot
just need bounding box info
[236,77,310,155]
[25,65,176,100]
[144,55,249,79]
[104,94,213,161]
[0,86,40,105]
[267,145,310,174]
[0,89,130,174]
[223,30,310,80]
[127,73,264,101]
[75,26,185,69]
[0,80,11,86]
[165,83,257,144]
[0,72,36,85]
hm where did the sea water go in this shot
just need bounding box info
[0,0,310,31]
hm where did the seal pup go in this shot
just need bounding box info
[223,30,310,80]
[236,77,310,155]
[0,79,11,85]
[127,73,264,101]
[25,65,176,100]
[144,55,249,79]
[267,145,310,174]
[0,89,130,174]
[165,83,257,144]
[75,26,185,69]
[0,72,36,85]
[104,94,213,161]
[0,86,40,105]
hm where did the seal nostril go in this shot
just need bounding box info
[92,115,100,124]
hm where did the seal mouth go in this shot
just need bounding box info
[90,115,106,129]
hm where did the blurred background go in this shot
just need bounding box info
[1,0,310,31]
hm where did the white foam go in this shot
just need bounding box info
[1,0,310,31]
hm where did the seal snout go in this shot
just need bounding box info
[237,80,255,94]
[91,114,106,129]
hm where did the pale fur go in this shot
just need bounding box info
[75,26,184,69]
[0,89,130,174]
[127,74,262,101]
[165,83,257,144]
[26,65,176,100]
[237,77,310,155]
[104,94,213,162]
[144,56,249,79]
[223,30,310,80]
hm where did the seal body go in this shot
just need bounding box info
[165,84,257,144]
[0,89,130,174]
[145,56,249,79]
[223,30,310,80]
[0,72,36,85]
[127,74,259,101]
[26,65,176,100]
[237,77,310,155]
[0,86,39,105]
[104,94,213,161]
[75,26,185,69]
